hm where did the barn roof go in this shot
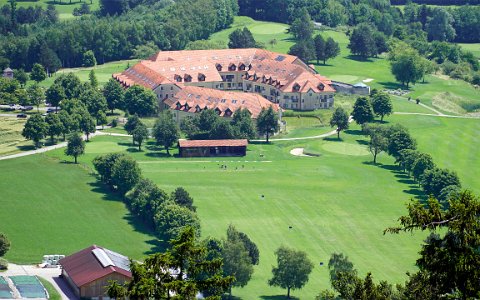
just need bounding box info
[59,245,131,287]
[178,139,248,148]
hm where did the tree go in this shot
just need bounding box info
[390,48,424,88]
[351,97,374,125]
[0,233,10,257]
[45,113,64,144]
[324,37,340,64]
[256,106,279,143]
[82,50,96,67]
[65,132,85,164]
[123,85,157,116]
[107,227,234,299]
[93,153,127,186]
[328,253,358,299]
[14,69,28,87]
[171,187,195,212]
[268,246,314,298]
[153,111,180,155]
[420,167,461,199]
[27,83,45,112]
[226,224,259,265]
[398,149,420,175]
[78,111,96,141]
[314,35,326,64]
[127,178,169,223]
[103,78,125,113]
[22,114,48,148]
[426,7,455,42]
[39,46,61,75]
[111,155,141,194]
[232,108,256,140]
[385,191,480,299]
[386,124,417,161]
[131,42,159,59]
[124,114,140,145]
[222,228,254,295]
[209,118,235,139]
[45,83,65,112]
[289,8,314,40]
[228,27,257,49]
[89,69,98,88]
[132,122,148,151]
[364,124,388,164]
[154,204,201,241]
[79,88,108,123]
[30,63,47,83]
[15,89,29,106]
[58,110,78,140]
[288,39,315,63]
[348,24,377,59]
[54,73,82,99]
[411,152,435,182]
[330,107,349,139]
[371,92,393,121]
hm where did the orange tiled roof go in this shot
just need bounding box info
[164,86,279,119]
[178,139,248,148]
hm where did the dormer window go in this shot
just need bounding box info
[293,83,300,92]
[184,74,192,82]
[184,103,190,111]
[198,73,206,81]
[318,83,325,91]
[253,73,257,80]
[224,109,232,117]
[215,108,222,115]
[228,63,236,71]
[262,76,267,83]
[216,64,222,71]
[239,63,246,71]
[248,64,252,70]
[195,105,201,112]
[176,102,181,109]
[175,75,182,82]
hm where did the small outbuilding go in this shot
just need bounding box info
[2,68,13,79]
[178,139,248,157]
[59,245,131,299]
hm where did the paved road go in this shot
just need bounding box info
[2,264,77,300]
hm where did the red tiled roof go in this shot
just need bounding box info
[59,245,131,287]
[179,139,248,147]
[164,86,279,119]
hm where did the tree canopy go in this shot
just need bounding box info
[65,132,85,164]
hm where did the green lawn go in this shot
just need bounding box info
[0,154,156,264]
[0,118,30,156]
[37,59,137,88]
[388,114,480,194]
[458,43,480,58]
[44,129,427,298]
[0,0,100,19]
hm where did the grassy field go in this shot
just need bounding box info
[458,43,480,59]
[43,128,429,298]
[0,118,30,156]
[0,154,156,264]
[38,59,137,88]
[388,114,480,194]
[0,0,100,19]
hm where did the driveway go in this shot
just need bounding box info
[2,264,77,300]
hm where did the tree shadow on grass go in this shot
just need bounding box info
[259,295,299,300]
[221,295,242,300]
[345,129,364,136]
[377,81,404,90]
[88,180,123,203]
[356,139,369,146]
[345,55,373,62]
[145,152,174,158]
[16,145,36,151]
[323,136,342,142]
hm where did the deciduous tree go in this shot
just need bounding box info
[154,204,201,242]
[27,83,45,112]
[22,113,47,148]
[45,113,64,143]
[45,83,65,112]
[268,246,314,298]
[65,132,85,164]
[371,92,393,121]
[256,106,279,143]
[132,122,148,151]
[351,97,374,125]
[330,107,349,139]
[103,78,125,113]
[29,63,46,83]
[153,111,179,155]
[171,187,195,212]
[111,155,141,194]
[124,85,157,116]
[0,233,10,257]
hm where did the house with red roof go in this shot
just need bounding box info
[59,245,131,299]
[113,48,335,112]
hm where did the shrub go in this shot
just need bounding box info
[0,258,7,270]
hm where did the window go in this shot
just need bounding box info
[227,83,232,88]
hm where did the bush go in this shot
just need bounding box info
[110,118,118,128]
[0,258,8,270]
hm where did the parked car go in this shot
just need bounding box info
[16,113,27,118]
[46,108,55,113]
[22,106,33,111]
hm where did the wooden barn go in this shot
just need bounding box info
[59,245,131,299]
[178,139,248,157]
